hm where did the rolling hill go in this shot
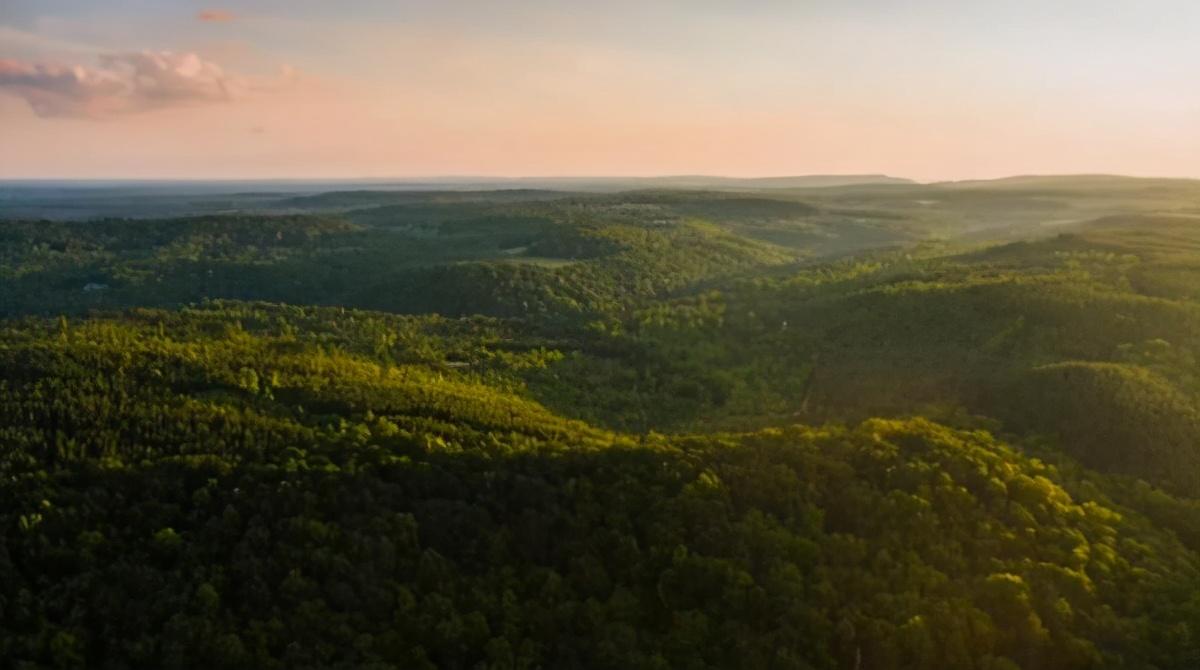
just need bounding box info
[3,183,1200,668]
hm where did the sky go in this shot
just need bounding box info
[1,0,1198,181]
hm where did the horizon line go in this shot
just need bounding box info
[2,172,1199,185]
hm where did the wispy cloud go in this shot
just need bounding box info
[0,51,260,118]
[0,26,100,57]
[197,9,236,23]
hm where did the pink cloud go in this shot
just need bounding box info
[0,51,277,118]
[197,10,235,22]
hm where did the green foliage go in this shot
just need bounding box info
[529,215,1200,499]
[5,184,1200,668]
[1001,362,1200,495]
[2,308,1198,668]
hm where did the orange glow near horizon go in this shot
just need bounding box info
[2,1,1198,181]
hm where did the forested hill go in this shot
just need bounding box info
[3,183,1200,668]
[554,215,1200,493]
[3,305,1199,668]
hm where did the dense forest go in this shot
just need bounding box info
[3,177,1200,668]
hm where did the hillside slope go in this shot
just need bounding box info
[2,305,1198,668]
[528,216,1200,497]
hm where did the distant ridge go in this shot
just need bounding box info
[0,175,912,192]
[581,174,914,189]
[935,174,1200,190]
[361,174,915,191]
